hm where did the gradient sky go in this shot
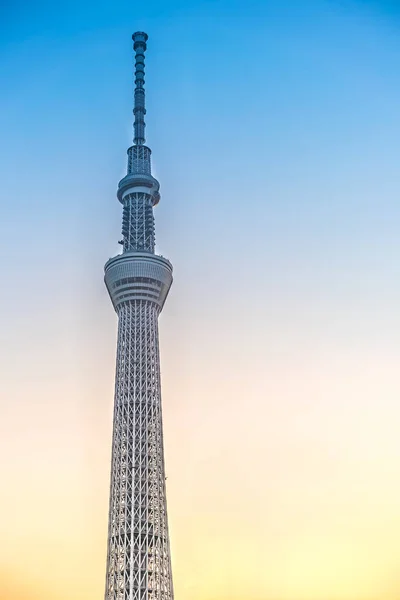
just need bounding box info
[1,0,400,599]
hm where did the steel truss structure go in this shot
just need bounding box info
[103,32,174,600]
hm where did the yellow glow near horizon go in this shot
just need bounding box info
[2,342,400,600]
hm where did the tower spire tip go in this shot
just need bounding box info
[132,31,148,48]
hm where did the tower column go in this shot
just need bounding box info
[103,32,174,600]
[105,301,173,600]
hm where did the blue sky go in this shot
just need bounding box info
[2,0,400,332]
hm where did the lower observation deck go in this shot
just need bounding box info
[104,251,173,312]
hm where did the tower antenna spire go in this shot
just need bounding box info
[132,31,148,145]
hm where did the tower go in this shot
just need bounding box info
[103,32,174,600]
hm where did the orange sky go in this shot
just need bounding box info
[2,311,400,600]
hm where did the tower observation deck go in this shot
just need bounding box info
[103,32,174,600]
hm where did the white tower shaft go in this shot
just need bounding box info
[103,32,174,600]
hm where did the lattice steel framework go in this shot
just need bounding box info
[103,32,174,600]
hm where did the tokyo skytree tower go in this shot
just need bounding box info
[103,32,174,600]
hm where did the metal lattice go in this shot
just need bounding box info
[104,301,173,600]
[122,193,155,254]
[103,32,174,600]
[127,145,152,175]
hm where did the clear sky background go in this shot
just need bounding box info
[1,0,400,599]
